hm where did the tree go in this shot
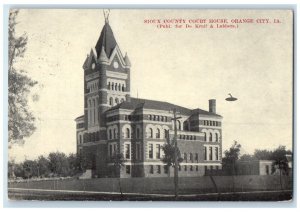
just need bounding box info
[36,156,50,178]
[111,152,125,195]
[48,152,70,177]
[8,10,38,145]
[239,154,255,161]
[222,141,241,175]
[253,149,272,160]
[161,136,183,177]
[67,153,82,176]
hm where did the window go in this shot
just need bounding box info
[184,153,187,162]
[156,144,160,159]
[190,153,193,162]
[114,128,117,139]
[164,165,168,174]
[157,165,161,174]
[115,98,119,104]
[109,129,112,140]
[111,82,114,90]
[125,144,130,159]
[122,85,125,92]
[204,132,207,141]
[184,165,187,171]
[196,166,199,171]
[150,165,154,174]
[136,128,140,139]
[215,147,219,160]
[190,165,193,171]
[136,143,141,160]
[209,133,213,142]
[266,165,270,175]
[149,115,152,120]
[126,128,130,138]
[109,145,113,157]
[149,128,153,138]
[204,147,207,160]
[125,115,128,121]
[126,165,131,174]
[79,135,82,144]
[178,165,181,171]
[164,129,169,139]
[107,82,110,90]
[156,128,160,138]
[118,84,121,91]
[195,153,198,162]
[109,97,113,106]
[149,144,153,159]
[177,120,181,130]
[115,84,118,90]
[215,133,218,142]
[209,147,213,161]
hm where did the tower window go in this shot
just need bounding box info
[215,147,219,160]
[209,133,213,142]
[125,144,130,159]
[215,133,218,142]
[209,147,213,160]
[156,128,160,139]
[109,97,113,106]
[126,128,130,138]
[149,128,153,138]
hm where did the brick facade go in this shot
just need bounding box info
[75,21,223,178]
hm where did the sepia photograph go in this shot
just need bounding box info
[7,8,294,202]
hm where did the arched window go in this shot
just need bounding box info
[164,129,169,139]
[115,83,118,90]
[118,83,121,91]
[177,120,181,130]
[156,128,160,139]
[111,82,114,90]
[149,128,153,138]
[122,85,125,92]
[107,82,110,90]
[204,132,207,141]
[115,98,119,104]
[209,133,213,142]
[109,97,113,106]
[126,128,130,138]
[215,133,218,142]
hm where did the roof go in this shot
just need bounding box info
[95,23,117,59]
[106,97,222,117]
[75,115,84,121]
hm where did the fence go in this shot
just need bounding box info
[8,175,292,194]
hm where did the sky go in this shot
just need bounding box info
[9,9,293,162]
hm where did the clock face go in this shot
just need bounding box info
[92,63,95,70]
[113,61,119,69]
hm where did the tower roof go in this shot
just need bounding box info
[95,23,117,59]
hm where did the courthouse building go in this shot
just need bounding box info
[75,18,223,178]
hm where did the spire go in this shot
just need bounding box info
[124,52,131,67]
[103,9,110,24]
[98,46,109,63]
[95,10,117,59]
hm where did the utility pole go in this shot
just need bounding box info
[171,108,181,199]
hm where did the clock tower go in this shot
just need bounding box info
[82,18,131,138]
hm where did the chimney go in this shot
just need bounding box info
[209,99,216,113]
